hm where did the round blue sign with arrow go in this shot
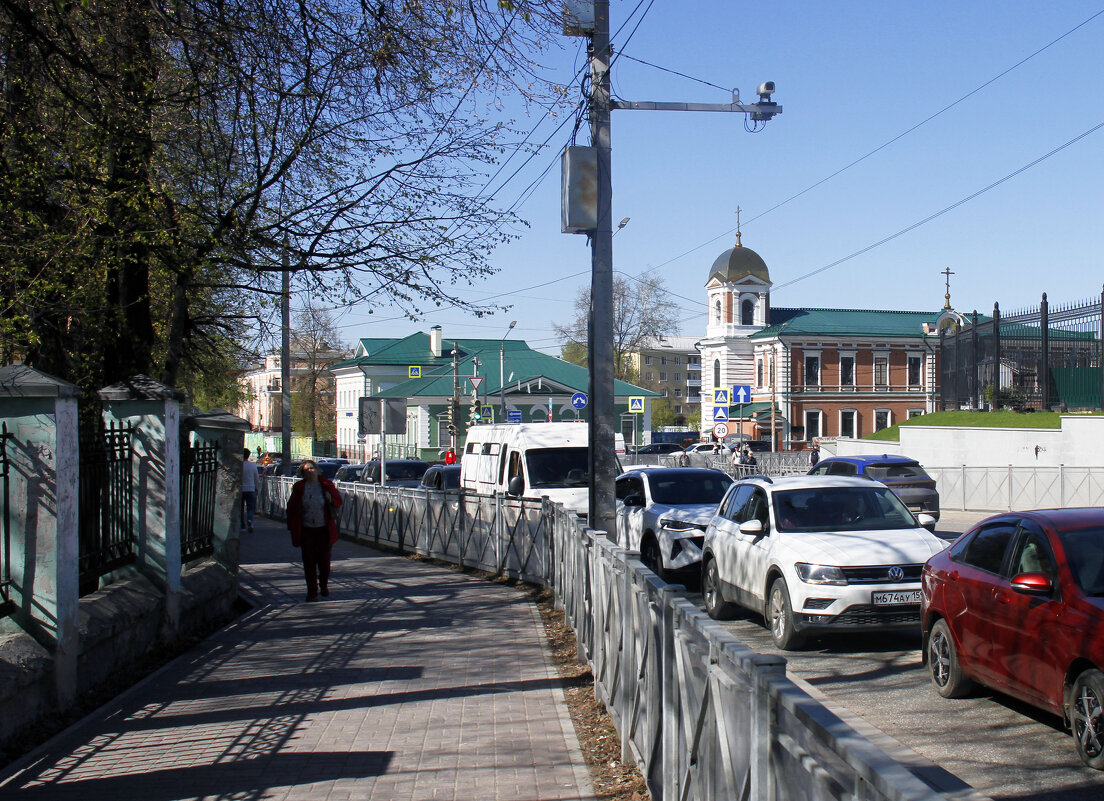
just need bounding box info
[571,392,588,409]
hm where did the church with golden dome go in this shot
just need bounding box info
[697,235,940,448]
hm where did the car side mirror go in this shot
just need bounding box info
[916,513,937,531]
[507,475,525,497]
[623,494,645,508]
[1011,572,1053,596]
[738,519,765,536]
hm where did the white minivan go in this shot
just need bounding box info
[459,422,624,516]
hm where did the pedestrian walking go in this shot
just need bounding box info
[809,445,820,468]
[286,459,343,601]
[744,447,758,468]
[241,448,259,533]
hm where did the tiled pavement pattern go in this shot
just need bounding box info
[0,515,595,801]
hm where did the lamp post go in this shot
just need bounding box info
[500,320,517,419]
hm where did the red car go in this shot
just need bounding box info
[921,508,1104,769]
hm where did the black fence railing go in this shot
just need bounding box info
[78,421,135,594]
[1,423,13,617]
[941,293,1104,412]
[181,440,219,562]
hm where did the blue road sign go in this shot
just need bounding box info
[628,397,644,413]
[507,409,523,423]
[713,406,729,422]
[713,388,729,405]
[731,384,752,404]
[571,392,588,409]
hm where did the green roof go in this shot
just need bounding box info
[329,332,533,371]
[749,308,938,339]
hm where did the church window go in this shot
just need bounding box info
[714,299,722,324]
[741,298,755,325]
[713,359,721,388]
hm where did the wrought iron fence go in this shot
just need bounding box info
[78,421,135,593]
[941,293,1103,411]
[258,477,966,801]
[181,440,219,561]
[0,423,13,617]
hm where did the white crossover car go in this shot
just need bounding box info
[701,475,944,649]
[615,467,734,582]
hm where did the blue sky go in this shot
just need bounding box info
[326,1,1104,354]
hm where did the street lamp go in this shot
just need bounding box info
[500,320,517,418]
[613,217,630,236]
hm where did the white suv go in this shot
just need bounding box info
[701,475,945,649]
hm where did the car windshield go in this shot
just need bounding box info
[526,447,589,488]
[386,462,429,480]
[649,472,732,505]
[1056,526,1104,596]
[865,463,928,480]
[773,486,918,532]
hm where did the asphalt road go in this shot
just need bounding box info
[692,510,1104,801]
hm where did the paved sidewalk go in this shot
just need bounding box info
[0,516,595,801]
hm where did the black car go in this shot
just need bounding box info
[334,464,366,482]
[633,442,685,455]
[419,464,463,491]
[359,459,431,488]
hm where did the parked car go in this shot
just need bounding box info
[615,467,734,582]
[808,455,940,520]
[314,461,341,480]
[632,442,685,456]
[420,464,463,491]
[921,508,1104,769]
[359,459,430,488]
[701,475,943,649]
[334,463,366,483]
[682,442,727,455]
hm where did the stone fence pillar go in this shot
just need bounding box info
[0,365,80,706]
[184,409,250,573]
[99,375,184,636]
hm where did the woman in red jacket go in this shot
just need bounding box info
[286,460,343,601]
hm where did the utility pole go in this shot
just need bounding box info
[280,241,291,471]
[588,0,616,535]
[450,343,460,451]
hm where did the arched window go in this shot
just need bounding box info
[713,359,721,388]
[713,299,722,324]
[741,298,755,326]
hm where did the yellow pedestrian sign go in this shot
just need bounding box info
[713,388,729,405]
[628,396,644,413]
[408,366,421,379]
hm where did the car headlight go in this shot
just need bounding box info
[795,563,847,585]
[659,518,707,532]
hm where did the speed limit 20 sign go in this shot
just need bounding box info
[712,422,729,439]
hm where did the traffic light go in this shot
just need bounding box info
[468,394,481,425]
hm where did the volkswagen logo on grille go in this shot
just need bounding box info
[888,566,905,581]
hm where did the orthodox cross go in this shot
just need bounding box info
[735,206,742,246]
[942,267,955,310]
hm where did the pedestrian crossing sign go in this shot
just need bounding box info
[713,388,729,405]
[408,365,421,379]
[628,396,644,413]
[713,405,729,422]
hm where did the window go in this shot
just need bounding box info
[874,356,889,387]
[659,372,667,382]
[714,299,722,323]
[675,405,682,414]
[908,356,923,386]
[757,359,764,387]
[956,523,1017,575]
[713,359,721,387]
[675,388,682,397]
[645,356,653,365]
[662,388,669,397]
[875,409,891,431]
[660,356,668,365]
[674,372,682,381]
[804,355,820,387]
[840,409,856,439]
[675,356,682,365]
[645,371,653,381]
[840,355,855,386]
[908,409,924,419]
[741,298,754,325]
[804,410,821,441]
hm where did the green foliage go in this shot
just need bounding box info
[561,340,587,368]
[865,409,1066,442]
[649,399,677,428]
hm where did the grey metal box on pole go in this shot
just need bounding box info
[561,146,598,234]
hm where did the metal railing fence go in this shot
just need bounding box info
[180,441,219,562]
[78,421,135,593]
[0,423,12,617]
[928,464,1104,511]
[258,475,960,801]
[628,451,810,477]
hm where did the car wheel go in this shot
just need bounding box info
[767,578,804,650]
[703,558,736,620]
[928,618,973,699]
[1071,669,1104,769]
[640,536,668,583]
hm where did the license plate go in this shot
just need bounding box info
[872,590,921,605]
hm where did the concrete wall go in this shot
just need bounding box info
[831,415,1104,468]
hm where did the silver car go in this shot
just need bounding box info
[615,467,734,582]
